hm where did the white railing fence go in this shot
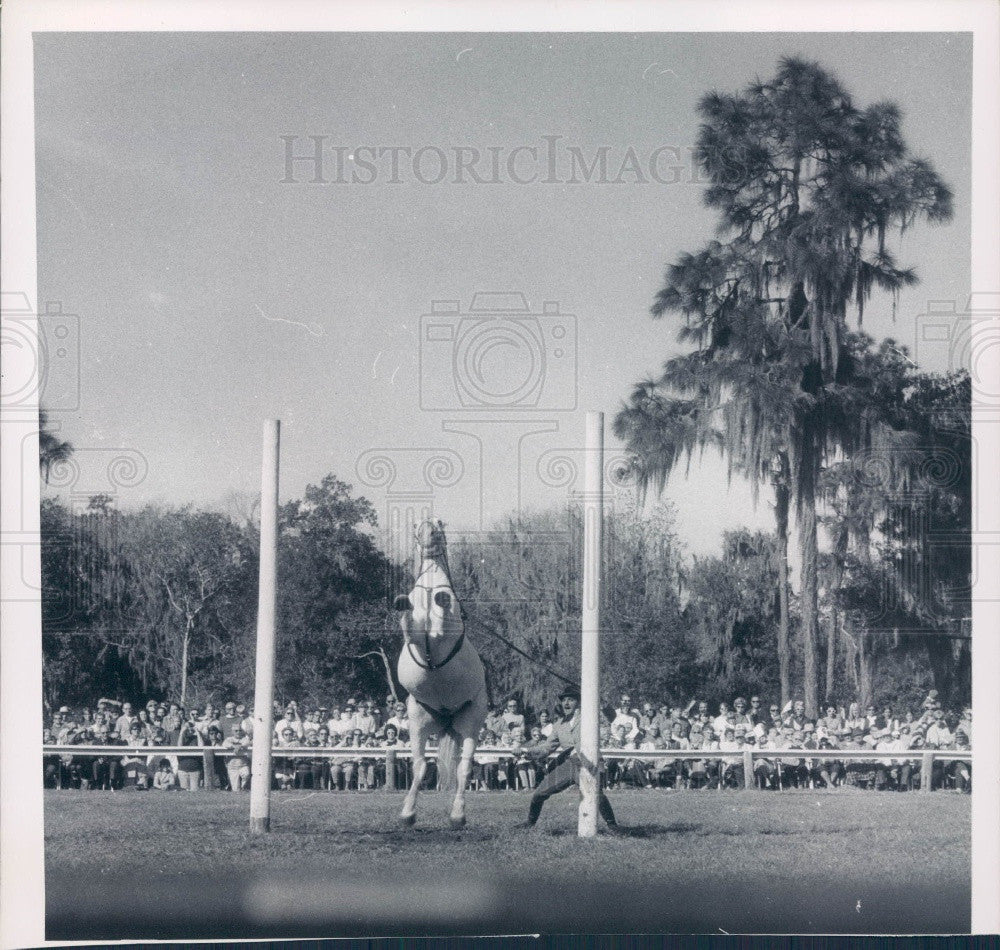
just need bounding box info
[42,745,971,794]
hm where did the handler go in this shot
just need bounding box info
[516,686,624,834]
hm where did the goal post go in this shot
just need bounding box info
[250,418,280,834]
[578,411,603,838]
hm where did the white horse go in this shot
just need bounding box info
[393,520,488,829]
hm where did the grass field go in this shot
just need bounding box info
[45,787,970,938]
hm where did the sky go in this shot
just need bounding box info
[33,31,972,557]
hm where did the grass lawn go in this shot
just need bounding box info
[45,787,970,938]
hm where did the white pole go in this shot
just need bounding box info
[578,412,603,838]
[250,419,280,834]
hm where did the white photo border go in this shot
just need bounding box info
[2,0,997,944]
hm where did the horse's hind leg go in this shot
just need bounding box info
[400,732,427,826]
[449,735,477,829]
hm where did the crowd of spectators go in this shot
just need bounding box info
[42,689,972,794]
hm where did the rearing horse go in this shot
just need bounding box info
[393,520,487,828]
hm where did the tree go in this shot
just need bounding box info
[683,529,782,704]
[449,502,689,713]
[822,358,971,707]
[40,498,144,707]
[117,506,255,704]
[616,57,952,715]
[450,509,582,712]
[276,475,397,704]
[38,409,74,484]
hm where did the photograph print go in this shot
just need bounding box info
[2,3,997,942]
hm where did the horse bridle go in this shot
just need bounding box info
[402,564,466,672]
[406,632,466,672]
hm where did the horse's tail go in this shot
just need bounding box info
[436,728,461,793]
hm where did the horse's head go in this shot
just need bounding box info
[394,520,463,644]
[414,519,447,560]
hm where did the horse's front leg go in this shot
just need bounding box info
[449,735,477,829]
[400,731,427,827]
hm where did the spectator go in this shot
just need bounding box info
[336,733,358,791]
[301,709,322,737]
[176,719,205,791]
[610,699,640,741]
[234,703,251,734]
[197,703,221,738]
[637,727,663,789]
[647,724,677,789]
[329,705,356,740]
[482,703,504,739]
[787,699,808,732]
[163,703,183,734]
[845,702,866,732]
[381,724,408,790]
[819,705,843,738]
[712,702,731,734]
[360,730,382,789]
[383,701,410,740]
[274,726,299,789]
[617,728,649,789]
[354,702,378,737]
[782,729,809,788]
[470,729,500,790]
[605,723,629,787]
[153,761,176,790]
[114,702,137,739]
[634,702,655,734]
[275,704,305,741]
[136,708,154,739]
[502,699,526,734]
[926,709,953,748]
[955,708,972,744]
[224,723,252,791]
[732,697,752,727]
[121,722,150,789]
[652,704,672,737]
[218,702,242,740]
[297,734,324,789]
[41,689,972,798]
[700,724,722,788]
[719,726,743,788]
[951,733,971,792]
[661,720,690,789]
[313,726,334,788]
[753,732,777,789]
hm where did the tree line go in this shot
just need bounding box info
[40,467,966,716]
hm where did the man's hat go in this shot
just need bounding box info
[558,686,581,702]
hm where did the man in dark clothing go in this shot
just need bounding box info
[516,687,623,834]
